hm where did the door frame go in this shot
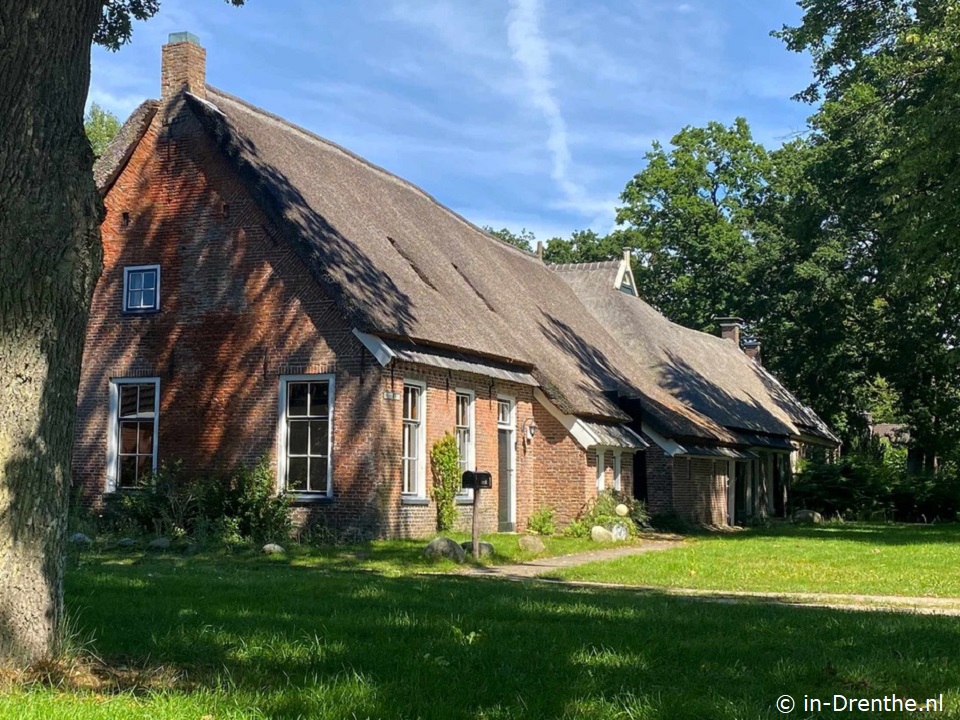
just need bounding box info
[497,395,517,531]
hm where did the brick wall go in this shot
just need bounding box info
[74,95,613,539]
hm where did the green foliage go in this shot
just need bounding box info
[542,229,624,265]
[102,458,291,543]
[96,1,246,51]
[429,433,461,532]
[482,226,535,252]
[792,449,960,523]
[83,103,121,158]
[564,491,647,537]
[527,506,556,535]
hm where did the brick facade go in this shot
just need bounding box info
[72,94,641,539]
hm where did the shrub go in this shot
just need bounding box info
[564,491,645,537]
[527,506,556,535]
[101,457,292,544]
[430,433,461,532]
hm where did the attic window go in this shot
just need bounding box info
[619,270,637,296]
[121,212,130,227]
[123,265,161,313]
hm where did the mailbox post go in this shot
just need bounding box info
[461,471,492,559]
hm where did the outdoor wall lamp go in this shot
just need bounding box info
[523,418,538,442]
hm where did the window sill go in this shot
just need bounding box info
[455,497,475,505]
[122,309,161,316]
[400,496,429,507]
[290,494,334,506]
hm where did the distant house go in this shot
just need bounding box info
[72,33,838,537]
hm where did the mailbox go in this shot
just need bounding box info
[461,470,493,490]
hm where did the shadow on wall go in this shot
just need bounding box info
[73,97,413,536]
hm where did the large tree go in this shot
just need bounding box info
[0,0,243,665]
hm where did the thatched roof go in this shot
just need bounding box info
[98,84,834,446]
[556,262,837,444]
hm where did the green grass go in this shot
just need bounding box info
[552,522,960,597]
[3,541,960,718]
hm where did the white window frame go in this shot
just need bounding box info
[106,377,160,493]
[276,373,335,497]
[497,395,517,529]
[402,379,427,497]
[596,448,606,491]
[614,450,623,492]
[122,264,161,313]
[454,389,476,502]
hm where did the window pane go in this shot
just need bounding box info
[120,422,139,454]
[288,457,308,491]
[120,385,139,417]
[141,270,157,290]
[498,401,510,424]
[403,459,416,493]
[288,383,308,416]
[142,289,156,309]
[119,456,138,488]
[288,420,308,455]
[310,420,329,456]
[128,272,143,291]
[456,394,468,426]
[403,385,419,421]
[129,289,143,308]
[138,422,154,455]
[309,456,328,493]
[135,455,153,483]
[138,384,156,415]
[309,382,329,417]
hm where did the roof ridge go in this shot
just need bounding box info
[204,84,542,261]
[548,260,621,272]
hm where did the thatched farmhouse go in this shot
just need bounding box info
[72,33,838,536]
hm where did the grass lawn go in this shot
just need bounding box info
[551,523,960,597]
[3,541,960,718]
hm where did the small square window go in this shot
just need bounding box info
[123,265,161,313]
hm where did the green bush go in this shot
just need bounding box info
[101,457,292,544]
[527,506,556,535]
[430,433,461,532]
[792,450,960,523]
[564,491,646,537]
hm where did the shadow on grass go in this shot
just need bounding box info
[61,554,960,720]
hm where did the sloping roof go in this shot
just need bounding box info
[93,100,158,192]
[175,86,737,442]
[557,263,838,444]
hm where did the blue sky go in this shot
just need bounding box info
[89,0,814,242]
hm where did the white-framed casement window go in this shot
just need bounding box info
[614,450,623,492]
[277,374,335,496]
[123,265,161,313]
[402,380,427,497]
[106,377,160,492]
[455,389,475,501]
[596,448,606,491]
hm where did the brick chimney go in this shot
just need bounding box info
[162,31,206,100]
[743,338,761,365]
[714,317,743,346]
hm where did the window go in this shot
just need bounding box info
[278,375,334,496]
[596,448,606,491]
[402,381,426,496]
[107,378,160,491]
[614,450,623,491]
[497,399,511,426]
[455,390,475,500]
[123,265,161,313]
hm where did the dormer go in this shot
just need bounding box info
[614,248,638,297]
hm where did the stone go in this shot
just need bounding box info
[590,525,615,543]
[261,543,285,555]
[460,541,495,558]
[615,503,629,517]
[147,537,171,551]
[423,537,466,563]
[117,537,137,548]
[69,532,92,546]
[793,509,823,525]
[518,535,545,554]
[611,523,630,541]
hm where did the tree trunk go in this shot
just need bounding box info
[0,2,103,664]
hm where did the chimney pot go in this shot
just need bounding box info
[713,316,744,347]
[162,31,206,100]
[743,338,762,365]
